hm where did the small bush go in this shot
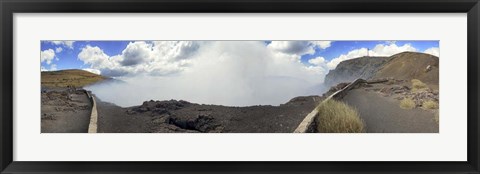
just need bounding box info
[422,100,439,110]
[411,79,428,92]
[400,98,415,109]
[315,100,365,133]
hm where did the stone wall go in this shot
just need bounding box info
[85,90,98,133]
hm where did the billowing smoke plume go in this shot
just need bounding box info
[85,41,328,107]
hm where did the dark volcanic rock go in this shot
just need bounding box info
[98,94,322,133]
[169,114,223,133]
[284,95,322,106]
[128,99,191,114]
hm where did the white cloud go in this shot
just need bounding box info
[370,43,417,56]
[152,41,201,61]
[120,41,152,66]
[78,41,429,80]
[424,47,440,57]
[308,56,326,65]
[78,41,200,77]
[78,45,112,68]
[79,41,438,107]
[326,43,417,69]
[311,41,332,49]
[83,68,101,75]
[47,41,75,49]
[267,41,315,56]
[55,47,63,53]
[326,48,369,70]
[84,41,328,107]
[267,41,332,57]
[41,49,55,65]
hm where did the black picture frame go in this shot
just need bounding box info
[1,0,479,173]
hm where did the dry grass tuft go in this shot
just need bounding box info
[411,79,429,92]
[400,98,416,109]
[433,111,439,124]
[315,99,365,133]
[422,100,439,110]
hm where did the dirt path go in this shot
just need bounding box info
[342,89,438,133]
[95,99,152,133]
[41,89,92,133]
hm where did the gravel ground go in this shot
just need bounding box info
[41,87,323,133]
[41,89,92,133]
[342,88,439,133]
[95,95,323,133]
[41,82,438,133]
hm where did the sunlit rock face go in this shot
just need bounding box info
[324,56,391,87]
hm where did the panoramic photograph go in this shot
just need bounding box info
[40,40,439,133]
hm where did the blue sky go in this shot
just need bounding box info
[298,41,439,64]
[41,41,132,70]
[40,40,439,76]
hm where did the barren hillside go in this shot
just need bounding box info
[325,52,439,89]
[41,69,109,88]
[374,52,439,89]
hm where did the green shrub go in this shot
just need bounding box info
[315,100,365,133]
